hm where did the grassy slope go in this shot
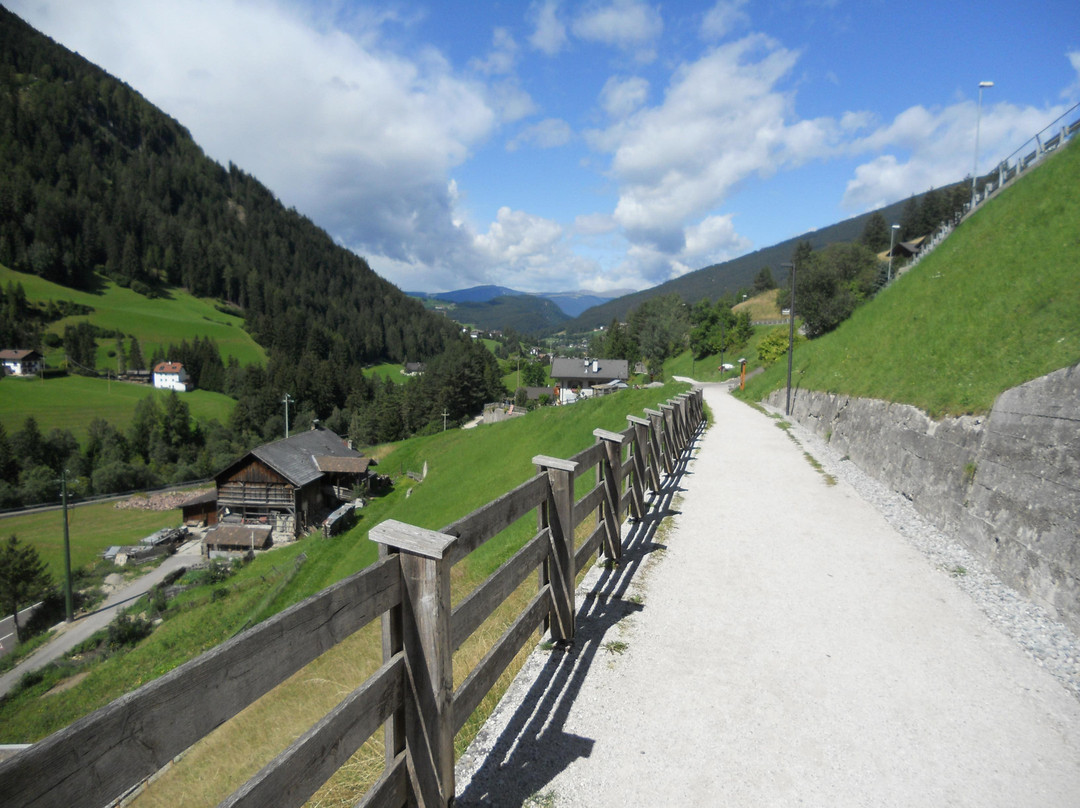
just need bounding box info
[741,142,1080,417]
[0,374,236,441]
[0,382,688,755]
[0,265,266,367]
[0,499,185,578]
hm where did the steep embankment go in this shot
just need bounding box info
[743,138,1080,416]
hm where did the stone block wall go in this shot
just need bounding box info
[767,363,1080,632]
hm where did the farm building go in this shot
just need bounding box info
[204,524,273,557]
[152,361,189,391]
[214,425,373,538]
[181,489,218,526]
[1,348,43,376]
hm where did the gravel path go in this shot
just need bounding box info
[455,383,1080,807]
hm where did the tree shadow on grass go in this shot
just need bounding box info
[455,425,702,807]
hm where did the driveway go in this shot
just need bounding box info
[0,542,204,699]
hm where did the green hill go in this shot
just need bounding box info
[0,264,266,367]
[741,142,1080,417]
[0,374,235,443]
[0,7,458,424]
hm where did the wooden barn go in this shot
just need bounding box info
[214,426,372,538]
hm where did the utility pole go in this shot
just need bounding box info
[283,393,294,439]
[783,261,797,416]
[442,409,449,431]
[60,471,73,623]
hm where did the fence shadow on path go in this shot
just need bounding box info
[456,428,701,807]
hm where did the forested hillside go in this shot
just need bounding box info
[569,182,968,330]
[0,7,457,372]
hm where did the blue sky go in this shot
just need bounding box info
[10,0,1080,294]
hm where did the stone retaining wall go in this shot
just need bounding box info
[767,364,1080,632]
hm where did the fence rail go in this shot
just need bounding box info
[0,388,705,808]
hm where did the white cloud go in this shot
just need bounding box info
[507,118,574,151]
[600,75,650,118]
[841,98,1068,211]
[593,36,800,246]
[529,0,568,55]
[470,27,518,76]
[1064,51,1080,99]
[572,0,663,60]
[701,0,749,39]
[11,0,505,279]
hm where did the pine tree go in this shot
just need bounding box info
[0,534,54,643]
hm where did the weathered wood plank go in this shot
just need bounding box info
[567,441,604,473]
[219,653,405,808]
[574,483,605,528]
[452,587,551,733]
[356,751,409,808]
[370,520,457,560]
[451,530,549,651]
[574,523,604,572]
[443,474,548,566]
[0,557,402,808]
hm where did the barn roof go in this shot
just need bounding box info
[237,427,366,488]
[204,524,272,550]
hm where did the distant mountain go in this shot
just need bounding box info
[566,187,964,331]
[408,286,624,318]
[450,295,570,334]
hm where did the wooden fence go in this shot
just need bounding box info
[0,389,705,808]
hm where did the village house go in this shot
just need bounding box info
[550,357,630,403]
[152,361,189,391]
[210,424,373,541]
[0,348,43,376]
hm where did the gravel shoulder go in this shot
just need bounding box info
[455,383,1080,807]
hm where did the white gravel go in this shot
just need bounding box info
[455,384,1080,807]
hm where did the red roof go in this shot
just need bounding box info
[0,349,41,361]
[153,361,185,374]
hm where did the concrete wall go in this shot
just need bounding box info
[767,363,1080,632]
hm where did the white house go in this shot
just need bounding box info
[153,361,189,392]
[0,349,43,376]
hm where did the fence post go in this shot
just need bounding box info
[370,519,457,808]
[644,408,670,476]
[661,403,680,458]
[534,455,578,642]
[593,429,628,562]
[625,415,651,518]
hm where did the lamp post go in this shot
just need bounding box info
[888,223,900,283]
[971,80,994,209]
[283,393,294,438]
[782,261,796,416]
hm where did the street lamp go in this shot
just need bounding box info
[782,261,796,416]
[971,80,994,209]
[888,223,900,283]
[283,393,294,438]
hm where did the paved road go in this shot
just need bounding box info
[457,383,1080,807]
[0,544,203,698]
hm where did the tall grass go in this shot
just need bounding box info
[740,142,1080,416]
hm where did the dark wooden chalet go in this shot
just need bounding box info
[214,426,372,537]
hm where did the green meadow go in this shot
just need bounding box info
[1,265,266,368]
[0,374,236,441]
[741,142,1080,416]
